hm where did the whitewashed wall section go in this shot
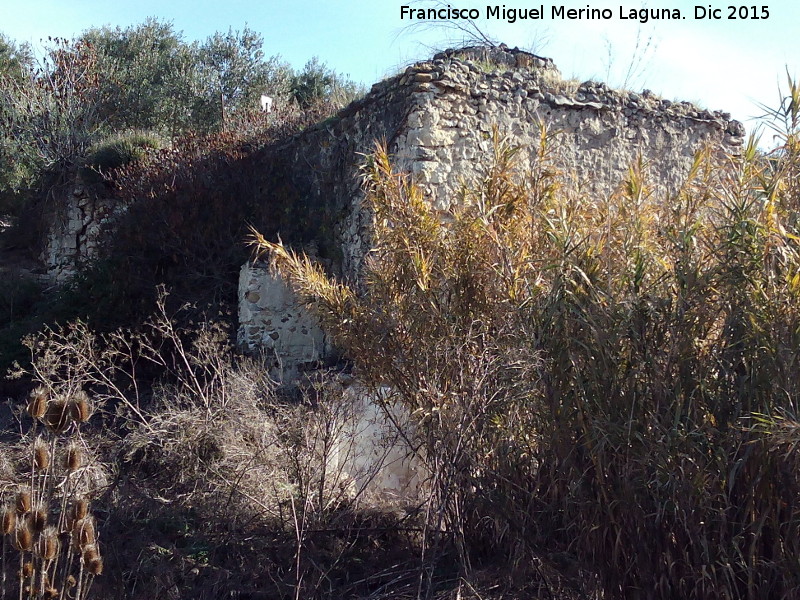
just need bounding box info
[237,261,331,382]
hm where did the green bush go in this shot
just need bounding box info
[84,130,163,173]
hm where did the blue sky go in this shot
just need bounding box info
[1,1,797,139]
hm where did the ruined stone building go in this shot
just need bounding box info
[236,45,744,377]
[38,45,745,501]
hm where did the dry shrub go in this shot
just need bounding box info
[112,358,428,600]
[11,287,426,599]
[120,360,288,525]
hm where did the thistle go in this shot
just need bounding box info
[43,398,72,435]
[27,504,47,534]
[64,443,83,473]
[26,387,48,420]
[15,489,31,515]
[13,522,32,552]
[34,527,59,561]
[21,562,33,579]
[7,364,104,598]
[72,517,95,550]
[33,437,49,471]
[1,504,16,535]
[87,557,103,576]
[69,391,92,423]
[70,499,89,523]
[80,544,99,565]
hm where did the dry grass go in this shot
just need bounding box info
[5,289,437,599]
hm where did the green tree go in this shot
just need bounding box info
[290,56,362,108]
[196,25,291,129]
[82,19,201,136]
[0,33,34,210]
[0,35,110,219]
[0,33,32,81]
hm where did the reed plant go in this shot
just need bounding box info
[251,80,800,599]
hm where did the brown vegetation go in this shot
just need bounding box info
[0,383,104,600]
[251,78,800,599]
[2,44,800,599]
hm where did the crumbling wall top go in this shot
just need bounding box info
[341,44,743,143]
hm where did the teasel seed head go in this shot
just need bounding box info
[28,503,47,534]
[43,587,59,600]
[81,543,99,565]
[69,390,92,423]
[72,516,95,550]
[15,488,31,514]
[88,557,104,576]
[65,442,83,472]
[43,397,72,434]
[2,504,16,535]
[34,437,49,470]
[35,527,59,561]
[27,386,48,419]
[14,521,33,551]
[21,562,33,578]
[66,575,77,588]
[71,498,89,522]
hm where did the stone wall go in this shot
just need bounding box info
[262,46,743,288]
[42,175,120,282]
[395,46,744,207]
[238,261,331,382]
[329,385,421,505]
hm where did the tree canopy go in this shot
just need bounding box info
[0,20,363,213]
